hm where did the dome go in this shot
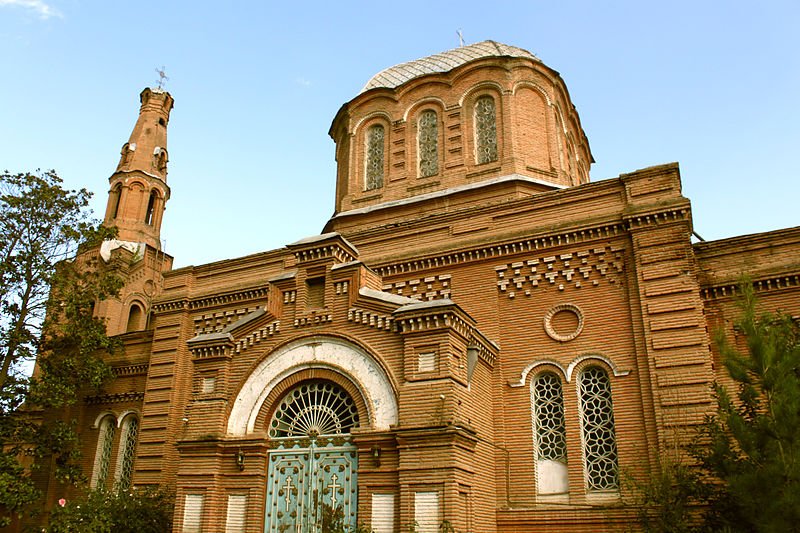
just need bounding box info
[360,40,539,93]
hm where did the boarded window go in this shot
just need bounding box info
[417,352,436,373]
[225,494,247,533]
[370,493,395,533]
[414,491,440,533]
[183,494,204,533]
[306,277,325,309]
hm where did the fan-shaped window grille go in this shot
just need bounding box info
[116,416,139,490]
[91,415,116,488]
[474,96,497,164]
[533,372,567,462]
[578,366,618,490]
[418,110,438,177]
[365,124,385,190]
[269,380,359,438]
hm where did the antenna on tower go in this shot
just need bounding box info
[155,66,169,90]
[457,29,465,47]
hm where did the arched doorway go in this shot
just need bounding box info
[265,379,359,532]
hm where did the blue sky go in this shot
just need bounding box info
[2,1,798,268]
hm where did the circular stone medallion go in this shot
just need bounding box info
[543,303,584,342]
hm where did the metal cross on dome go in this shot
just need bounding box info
[155,66,169,89]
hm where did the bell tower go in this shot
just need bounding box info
[93,88,175,336]
[104,87,173,249]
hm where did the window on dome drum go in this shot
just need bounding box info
[365,124,385,190]
[115,415,139,490]
[532,372,568,494]
[578,366,619,491]
[474,95,498,164]
[91,415,116,489]
[418,110,438,177]
[269,380,359,438]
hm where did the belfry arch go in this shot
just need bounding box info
[226,336,398,437]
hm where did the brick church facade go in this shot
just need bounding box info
[34,41,800,531]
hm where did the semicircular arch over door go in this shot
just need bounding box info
[227,336,398,436]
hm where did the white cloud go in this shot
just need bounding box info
[0,0,62,19]
[295,77,312,87]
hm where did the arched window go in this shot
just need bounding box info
[418,110,438,178]
[269,380,359,438]
[145,190,158,225]
[126,302,144,332]
[90,415,116,489]
[531,372,568,494]
[365,124,385,191]
[115,415,139,490]
[578,366,618,491]
[474,95,497,164]
[110,184,122,219]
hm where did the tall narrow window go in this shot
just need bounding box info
[418,110,438,177]
[579,366,618,491]
[145,191,157,225]
[365,124,385,190]
[474,95,497,164]
[91,415,116,488]
[110,184,122,219]
[532,372,568,494]
[115,415,139,490]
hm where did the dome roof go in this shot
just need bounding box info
[360,40,539,93]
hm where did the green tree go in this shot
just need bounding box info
[0,170,122,526]
[694,281,800,532]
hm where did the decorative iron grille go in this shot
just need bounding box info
[94,416,116,488]
[532,372,567,462]
[365,125,385,190]
[269,381,359,438]
[418,110,438,177]
[117,416,138,490]
[578,367,618,490]
[475,96,497,164]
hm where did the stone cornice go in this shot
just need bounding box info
[84,392,145,405]
[701,273,800,301]
[374,222,627,276]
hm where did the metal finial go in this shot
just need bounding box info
[155,66,169,90]
[457,29,465,47]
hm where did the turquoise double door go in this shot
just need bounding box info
[265,437,358,532]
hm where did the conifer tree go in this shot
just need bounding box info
[695,281,800,532]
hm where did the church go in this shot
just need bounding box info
[36,41,800,531]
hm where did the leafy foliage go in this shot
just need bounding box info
[0,170,122,526]
[46,487,174,533]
